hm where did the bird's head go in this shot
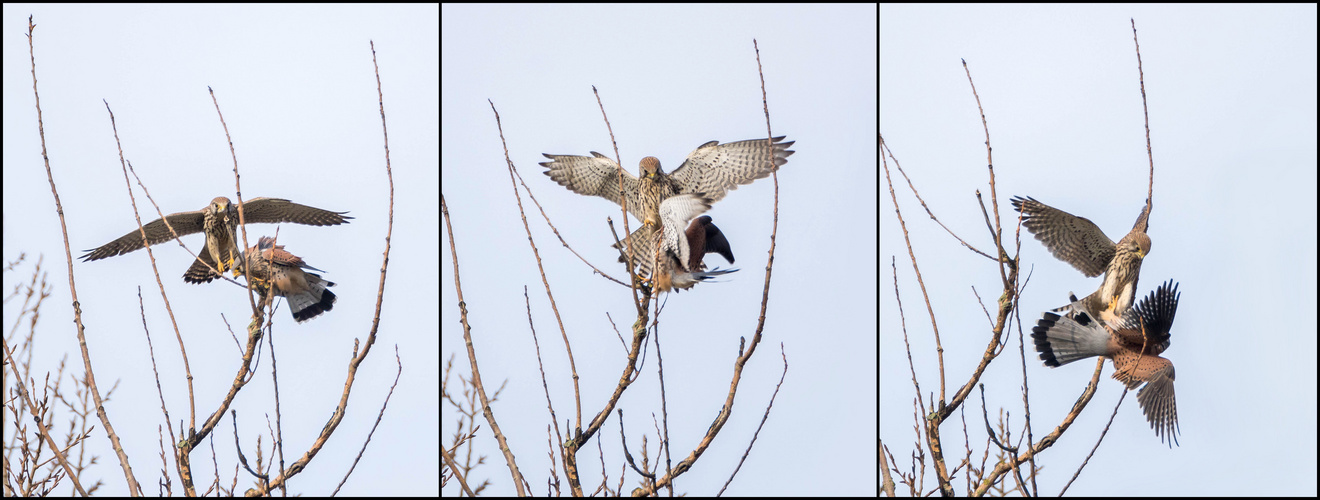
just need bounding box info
[210,196,231,211]
[1133,232,1152,258]
[639,156,663,178]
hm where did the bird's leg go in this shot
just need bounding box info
[1098,295,1122,324]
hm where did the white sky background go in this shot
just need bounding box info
[442,4,876,497]
[2,5,438,496]
[882,5,1316,496]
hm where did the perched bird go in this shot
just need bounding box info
[1031,280,1182,446]
[1011,196,1151,322]
[81,197,351,284]
[541,136,793,276]
[242,236,337,323]
[626,194,738,292]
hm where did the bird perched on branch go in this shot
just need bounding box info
[620,194,737,292]
[241,236,337,323]
[1031,280,1182,446]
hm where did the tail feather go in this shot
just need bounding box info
[668,267,739,291]
[1031,312,1111,367]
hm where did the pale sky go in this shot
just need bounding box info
[3,4,438,496]
[443,4,877,496]
[882,4,1317,496]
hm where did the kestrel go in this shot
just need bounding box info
[541,136,793,275]
[1011,196,1151,322]
[1032,280,1181,446]
[81,197,351,284]
[684,216,735,273]
[620,194,738,292]
[242,236,337,323]
[613,213,735,278]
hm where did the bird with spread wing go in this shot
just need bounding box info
[541,136,791,286]
[81,197,351,284]
[1012,196,1151,323]
[1032,280,1182,446]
